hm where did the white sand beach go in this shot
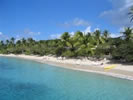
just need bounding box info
[0,54,133,80]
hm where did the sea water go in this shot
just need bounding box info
[0,57,133,100]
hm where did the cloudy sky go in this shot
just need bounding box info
[0,0,133,40]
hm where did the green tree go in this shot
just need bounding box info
[103,30,110,42]
[93,30,105,45]
[10,37,15,45]
[121,27,133,41]
[6,40,10,45]
[61,32,70,42]
[128,6,133,22]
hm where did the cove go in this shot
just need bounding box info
[0,57,133,100]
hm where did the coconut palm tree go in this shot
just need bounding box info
[103,30,110,42]
[27,38,35,43]
[61,32,70,42]
[20,38,27,54]
[10,37,15,44]
[93,30,105,45]
[121,27,133,41]
[21,38,26,45]
[6,40,10,45]
[0,40,4,46]
[73,31,84,47]
[61,32,73,49]
[128,6,133,22]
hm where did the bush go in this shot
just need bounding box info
[112,42,133,62]
[62,50,76,58]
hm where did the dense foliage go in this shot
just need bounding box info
[0,27,133,62]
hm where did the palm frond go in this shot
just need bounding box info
[129,6,133,22]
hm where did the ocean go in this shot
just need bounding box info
[0,56,133,100]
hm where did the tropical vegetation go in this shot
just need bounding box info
[0,27,133,62]
[0,7,133,62]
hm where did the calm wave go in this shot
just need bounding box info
[0,57,133,100]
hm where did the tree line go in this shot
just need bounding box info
[0,6,133,62]
[0,27,133,62]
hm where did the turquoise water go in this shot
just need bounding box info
[0,57,133,100]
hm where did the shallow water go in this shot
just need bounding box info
[0,57,133,100]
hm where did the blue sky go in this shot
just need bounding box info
[0,0,133,40]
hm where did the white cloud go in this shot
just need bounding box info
[37,32,41,35]
[119,27,125,32]
[24,29,41,36]
[94,28,100,31]
[100,0,133,27]
[70,26,92,35]
[84,26,91,33]
[71,26,91,35]
[50,34,61,39]
[110,33,122,38]
[73,18,90,26]
[70,32,75,36]
[0,32,3,35]
[83,26,122,38]
[15,35,21,41]
[50,26,121,39]
[50,32,76,39]
[60,18,90,27]
[13,29,41,41]
[0,32,9,40]
[83,26,101,34]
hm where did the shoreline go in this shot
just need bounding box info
[0,54,133,81]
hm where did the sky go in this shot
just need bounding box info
[0,0,133,40]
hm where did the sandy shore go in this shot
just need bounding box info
[0,54,133,81]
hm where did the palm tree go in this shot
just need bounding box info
[73,31,84,47]
[16,40,21,46]
[6,40,9,45]
[128,6,133,22]
[21,38,27,54]
[61,32,71,48]
[103,30,110,38]
[72,31,96,56]
[10,37,15,44]
[27,38,34,43]
[21,38,26,45]
[61,32,70,42]
[93,30,105,45]
[0,40,4,46]
[27,38,35,47]
[61,32,76,56]
[121,27,133,41]
[103,30,110,42]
